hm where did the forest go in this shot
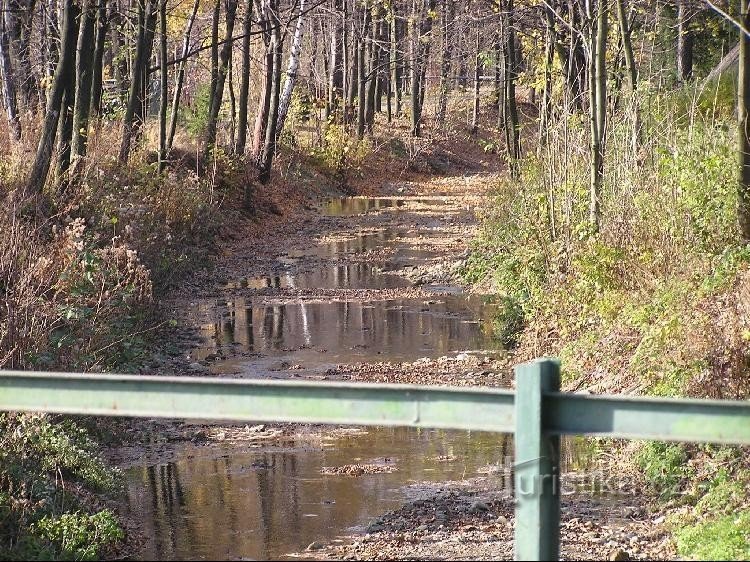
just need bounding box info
[1,0,750,560]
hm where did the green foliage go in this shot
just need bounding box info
[636,442,691,500]
[491,296,525,348]
[310,123,372,181]
[28,510,123,561]
[0,415,123,561]
[673,510,750,560]
[184,83,212,137]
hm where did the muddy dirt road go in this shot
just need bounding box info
[116,170,674,560]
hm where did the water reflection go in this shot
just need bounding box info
[192,296,499,372]
[125,428,511,560]
[324,197,450,216]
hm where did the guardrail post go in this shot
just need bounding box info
[514,358,561,561]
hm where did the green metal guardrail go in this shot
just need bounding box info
[2,358,750,560]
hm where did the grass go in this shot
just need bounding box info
[467,84,750,557]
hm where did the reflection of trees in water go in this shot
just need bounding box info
[200,294,497,362]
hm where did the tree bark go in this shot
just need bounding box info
[251,0,273,161]
[157,0,168,171]
[470,29,480,135]
[258,5,282,183]
[203,0,239,160]
[234,0,253,154]
[275,0,307,140]
[435,0,454,128]
[738,0,750,241]
[119,0,157,163]
[539,3,556,146]
[676,0,693,84]
[167,0,200,155]
[90,0,109,117]
[0,0,21,140]
[588,0,607,233]
[27,0,76,193]
[72,0,97,161]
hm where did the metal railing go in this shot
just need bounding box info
[2,358,749,560]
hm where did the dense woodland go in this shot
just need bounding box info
[2,0,750,560]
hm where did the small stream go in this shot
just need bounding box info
[124,196,523,559]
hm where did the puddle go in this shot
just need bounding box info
[191,295,499,375]
[324,197,451,216]
[126,195,511,559]
[124,428,511,560]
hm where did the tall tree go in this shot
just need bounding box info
[676,0,693,84]
[588,0,608,232]
[72,0,97,161]
[276,0,308,138]
[435,0,454,128]
[119,0,157,163]
[234,0,253,154]
[27,0,76,193]
[410,0,436,137]
[203,0,239,159]
[166,0,200,155]
[257,0,283,183]
[157,0,168,171]
[0,0,21,140]
[738,0,750,241]
[90,0,110,117]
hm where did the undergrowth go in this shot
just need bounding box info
[466,84,750,558]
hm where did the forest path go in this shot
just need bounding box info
[115,163,674,561]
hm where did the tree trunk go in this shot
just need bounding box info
[6,0,37,111]
[356,1,370,139]
[258,11,282,183]
[167,0,200,155]
[90,0,109,117]
[275,0,307,140]
[471,29,480,135]
[503,0,520,175]
[389,1,402,118]
[410,0,436,137]
[738,0,750,241]
[27,0,76,194]
[203,0,239,160]
[72,0,96,161]
[157,0,168,171]
[119,0,157,163]
[208,0,220,116]
[676,0,693,84]
[539,3,555,146]
[435,0,454,128]
[327,0,344,120]
[251,0,273,162]
[0,0,21,140]
[234,0,253,154]
[588,0,607,233]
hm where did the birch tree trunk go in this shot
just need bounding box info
[0,0,21,141]
[275,0,307,140]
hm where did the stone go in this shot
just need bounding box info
[306,541,324,551]
[468,501,489,514]
[609,549,630,561]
